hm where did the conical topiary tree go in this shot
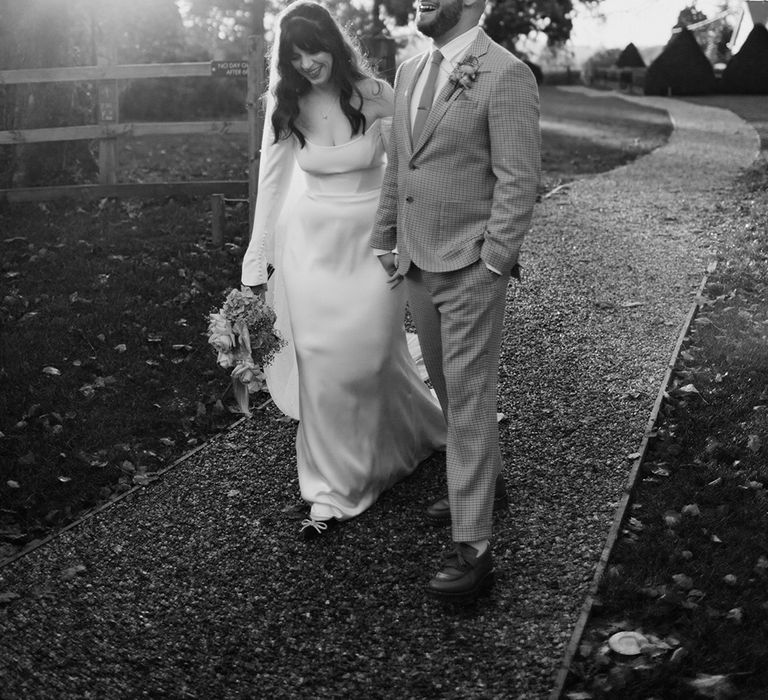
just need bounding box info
[721,24,768,94]
[644,27,716,96]
[616,42,646,68]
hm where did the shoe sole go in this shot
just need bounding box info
[425,570,495,602]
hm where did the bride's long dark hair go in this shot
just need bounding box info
[269,1,375,147]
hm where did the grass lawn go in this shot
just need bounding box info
[563,96,768,699]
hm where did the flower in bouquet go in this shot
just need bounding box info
[207,287,285,414]
[207,311,236,367]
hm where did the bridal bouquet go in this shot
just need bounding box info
[207,287,284,415]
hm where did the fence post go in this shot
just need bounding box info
[247,0,266,238]
[97,43,118,185]
[211,194,225,247]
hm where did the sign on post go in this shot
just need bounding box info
[211,61,249,77]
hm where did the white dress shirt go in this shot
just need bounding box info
[409,26,480,128]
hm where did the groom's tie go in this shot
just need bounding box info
[412,49,443,143]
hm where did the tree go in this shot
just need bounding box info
[722,24,768,94]
[182,0,604,57]
[673,3,735,65]
[616,43,645,68]
[644,27,716,96]
[483,0,603,52]
[676,5,707,28]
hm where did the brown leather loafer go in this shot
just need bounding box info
[426,490,509,525]
[426,543,494,600]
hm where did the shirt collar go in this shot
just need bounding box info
[433,26,480,66]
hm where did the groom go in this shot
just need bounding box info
[372,0,540,599]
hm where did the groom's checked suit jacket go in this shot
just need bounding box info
[372,29,540,277]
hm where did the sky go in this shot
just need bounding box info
[569,0,740,48]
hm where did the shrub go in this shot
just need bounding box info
[721,24,768,94]
[616,42,646,68]
[542,68,581,86]
[644,27,716,96]
[581,48,622,86]
[523,59,543,85]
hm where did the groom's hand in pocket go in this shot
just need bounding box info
[377,252,403,289]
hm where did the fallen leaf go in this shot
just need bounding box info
[607,630,647,655]
[79,384,96,399]
[747,434,762,453]
[687,673,736,698]
[61,564,86,580]
[682,503,701,517]
[0,591,21,604]
[672,573,694,590]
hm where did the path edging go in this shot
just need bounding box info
[548,274,709,699]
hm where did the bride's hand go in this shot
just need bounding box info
[241,283,267,296]
[377,252,403,289]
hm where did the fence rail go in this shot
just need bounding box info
[0,62,214,85]
[591,67,646,94]
[0,120,249,145]
[0,180,248,204]
[0,59,257,206]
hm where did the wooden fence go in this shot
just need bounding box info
[0,27,394,242]
[0,37,266,233]
[591,67,647,95]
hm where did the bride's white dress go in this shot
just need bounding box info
[242,111,446,521]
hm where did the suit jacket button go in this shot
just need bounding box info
[405,196,414,203]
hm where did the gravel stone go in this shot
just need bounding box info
[0,90,759,699]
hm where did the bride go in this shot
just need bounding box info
[241,0,446,538]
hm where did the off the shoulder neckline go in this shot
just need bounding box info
[304,117,385,149]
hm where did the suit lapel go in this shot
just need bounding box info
[411,30,493,157]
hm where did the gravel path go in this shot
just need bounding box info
[0,90,759,699]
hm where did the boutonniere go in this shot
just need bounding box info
[447,56,480,99]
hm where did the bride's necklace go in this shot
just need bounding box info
[315,92,339,120]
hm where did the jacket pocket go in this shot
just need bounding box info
[437,199,492,261]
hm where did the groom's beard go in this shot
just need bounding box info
[417,1,462,38]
